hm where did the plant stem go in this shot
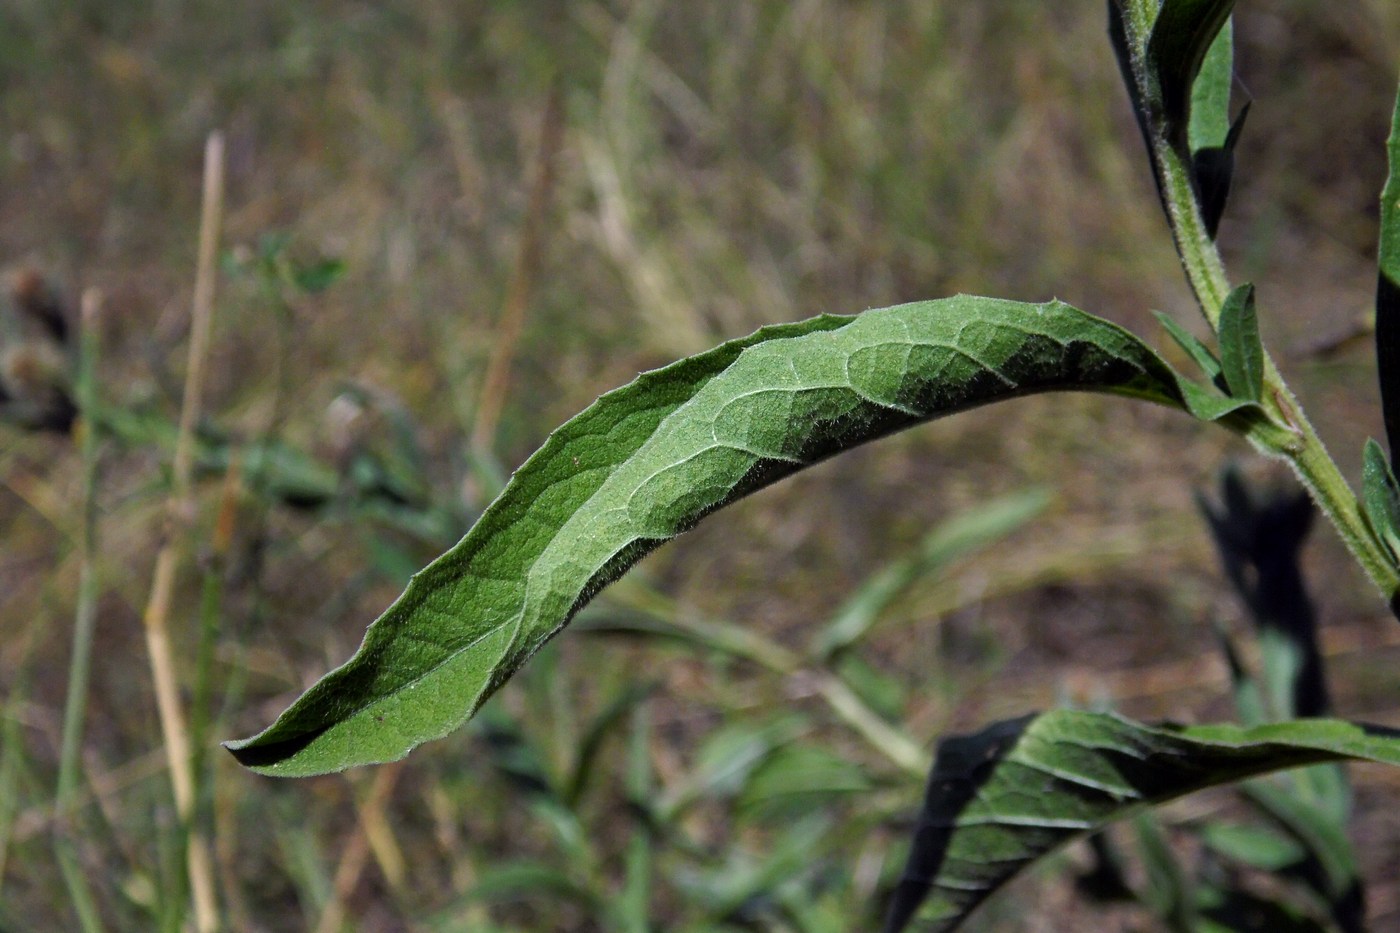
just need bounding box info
[1141,32,1400,606]
[53,288,106,933]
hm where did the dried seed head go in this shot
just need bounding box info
[0,341,76,433]
[8,266,70,345]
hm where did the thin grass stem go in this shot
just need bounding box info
[52,288,106,931]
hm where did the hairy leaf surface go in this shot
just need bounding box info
[1362,437,1400,562]
[228,297,1248,776]
[884,711,1400,933]
[1218,283,1262,402]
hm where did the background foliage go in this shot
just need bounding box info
[3,1,1400,929]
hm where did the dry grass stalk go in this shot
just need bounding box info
[140,130,225,932]
[314,762,405,933]
[469,78,566,453]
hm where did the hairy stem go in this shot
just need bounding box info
[1139,25,1400,605]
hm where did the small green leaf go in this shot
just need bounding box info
[1361,437,1400,562]
[1218,283,1263,402]
[882,711,1400,933]
[291,258,346,295]
[1147,0,1236,144]
[1154,309,1223,385]
[1187,18,1233,154]
[1375,82,1400,457]
[227,297,1255,776]
[737,743,873,819]
[1200,822,1307,873]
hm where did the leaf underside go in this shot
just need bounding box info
[227,296,1248,777]
[883,711,1400,933]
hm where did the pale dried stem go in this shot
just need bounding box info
[315,763,405,933]
[141,130,224,932]
[470,79,565,452]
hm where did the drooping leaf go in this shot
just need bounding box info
[1147,0,1236,145]
[1187,18,1233,154]
[1218,283,1263,402]
[227,297,1256,776]
[1376,82,1400,458]
[1185,14,1238,239]
[1199,467,1327,720]
[1184,12,1240,239]
[882,711,1400,933]
[1193,101,1250,239]
[1361,437,1400,563]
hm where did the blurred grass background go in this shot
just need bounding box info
[2,1,1400,929]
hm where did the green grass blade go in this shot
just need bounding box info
[1376,81,1400,457]
[1240,779,1364,929]
[616,705,652,933]
[883,711,1400,933]
[1132,811,1198,932]
[812,487,1050,661]
[227,296,1249,776]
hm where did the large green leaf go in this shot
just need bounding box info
[227,296,1250,776]
[883,711,1400,933]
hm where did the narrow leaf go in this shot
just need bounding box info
[1201,822,1307,873]
[1361,437,1400,562]
[1241,779,1365,929]
[1133,812,1199,931]
[1376,82,1400,458]
[882,711,1400,933]
[1218,283,1263,402]
[1193,100,1250,239]
[1187,17,1232,153]
[1154,309,1223,385]
[227,297,1251,776]
[1147,0,1236,144]
[737,743,873,819]
[813,487,1050,661]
